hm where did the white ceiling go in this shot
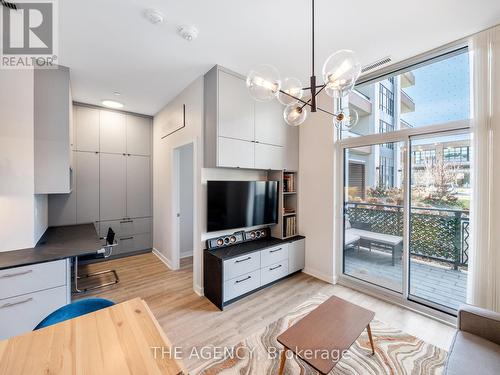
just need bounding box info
[59,0,500,116]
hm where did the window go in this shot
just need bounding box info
[379,84,394,116]
[444,146,469,162]
[378,156,394,187]
[379,120,395,149]
[412,149,436,165]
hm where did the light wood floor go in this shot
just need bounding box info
[75,253,456,370]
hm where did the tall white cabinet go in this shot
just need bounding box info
[204,65,299,171]
[49,105,153,258]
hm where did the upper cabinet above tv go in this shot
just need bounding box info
[204,65,298,171]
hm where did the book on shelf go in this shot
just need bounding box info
[283,207,295,214]
[284,216,297,237]
[283,173,296,193]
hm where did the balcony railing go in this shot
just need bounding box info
[344,201,469,268]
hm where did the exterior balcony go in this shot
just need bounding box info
[349,89,372,116]
[401,89,415,113]
[400,71,416,88]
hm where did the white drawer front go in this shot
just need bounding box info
[0,286,68,340]
[223,252,261,281]
[0,260,67,300]
[261,244,289,268]
[261,260,289,286]
[116,233,152,255]
[224,270,261,302]
[100,217,152,237]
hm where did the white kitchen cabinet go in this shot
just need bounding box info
[288,238,305,274]
[126,115,151,156]
[218,70,255,142]
[126,155,151,218]
[218,137,255,169]
[34,66,72,193]
[48,159,77,226]
[255,100,286,146]
[75,151,99,224]
[283,125,299,171]
[75,106,99,152]
[99,153,126,221]
[254,143,283,170]
[100,111,126,154]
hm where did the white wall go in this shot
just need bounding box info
[153,77,204,292]
[0,69,48,251]
[298,93,337,283]
[178,143,194,258]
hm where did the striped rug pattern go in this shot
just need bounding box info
[193,294,447,375]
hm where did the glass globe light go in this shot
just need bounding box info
[322,50,361,98]
[277,77,303,105]
[246,64,281,102]
[334,108,359,129]
[283,104,307,126]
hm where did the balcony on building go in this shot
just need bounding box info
[401,89,415,113]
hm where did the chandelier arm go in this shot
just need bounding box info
[299,83,327,111]
[278,88,336,116]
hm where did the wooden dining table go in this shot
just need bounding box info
[0,298,185,375]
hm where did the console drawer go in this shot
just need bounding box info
[261,244,288,267]
[223,270,260,302]
[261,260,289,286]
[0,285,67,340]
[0,260,67,300]
[223,252,260,281]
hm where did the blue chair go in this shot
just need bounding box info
[34,298,115,330]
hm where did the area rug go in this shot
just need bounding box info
[192,294,447,375]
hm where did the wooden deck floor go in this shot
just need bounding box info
[75,252,456,370]
[344,247,467,310]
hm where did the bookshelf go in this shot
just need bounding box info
[270,170,298,239]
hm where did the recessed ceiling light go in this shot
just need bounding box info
[144,9,165,25]
[102,100,124,109]
[113,91,121,96]
[177,25,199,41]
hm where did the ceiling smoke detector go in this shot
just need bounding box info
[144,9,164,25]
[177,25,198,41]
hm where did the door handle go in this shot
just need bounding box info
[269,265,282,271]
[120,237,134,241]
[120,220,133,224]
[235,257,251,263]
[0,297,33,309]
[235,276,251,284]
[269,248,282,253]
[0,269,33,278]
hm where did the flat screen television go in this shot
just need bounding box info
[207,180,279,232]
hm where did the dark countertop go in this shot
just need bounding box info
[206,235,305,260]
[0,223,103,270]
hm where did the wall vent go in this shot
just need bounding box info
[361,56,392,73]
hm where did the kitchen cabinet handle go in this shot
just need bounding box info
[269,265,282,271]
[235,276,251,284]
[120,220,133,224]
[120,237,134,241]
[0,297,33,309]
[269,248,282,253]
[235,257,251,263]
[0,269,33,278]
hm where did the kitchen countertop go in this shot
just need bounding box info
[206,235,305,260]
[0,223,103,270]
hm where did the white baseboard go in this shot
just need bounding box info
[152,248,175,270]
[180,250,193,259]
[193,284,204,296]
[302,267,335,284]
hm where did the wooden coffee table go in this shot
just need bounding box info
[277,296,375,375]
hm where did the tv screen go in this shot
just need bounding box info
[207,181,279,232]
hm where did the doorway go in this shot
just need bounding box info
[173,142,194,270]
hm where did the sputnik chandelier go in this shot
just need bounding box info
[246,0,362,128]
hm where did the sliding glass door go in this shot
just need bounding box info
[343,142,405,293]
[408,132,470,311]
